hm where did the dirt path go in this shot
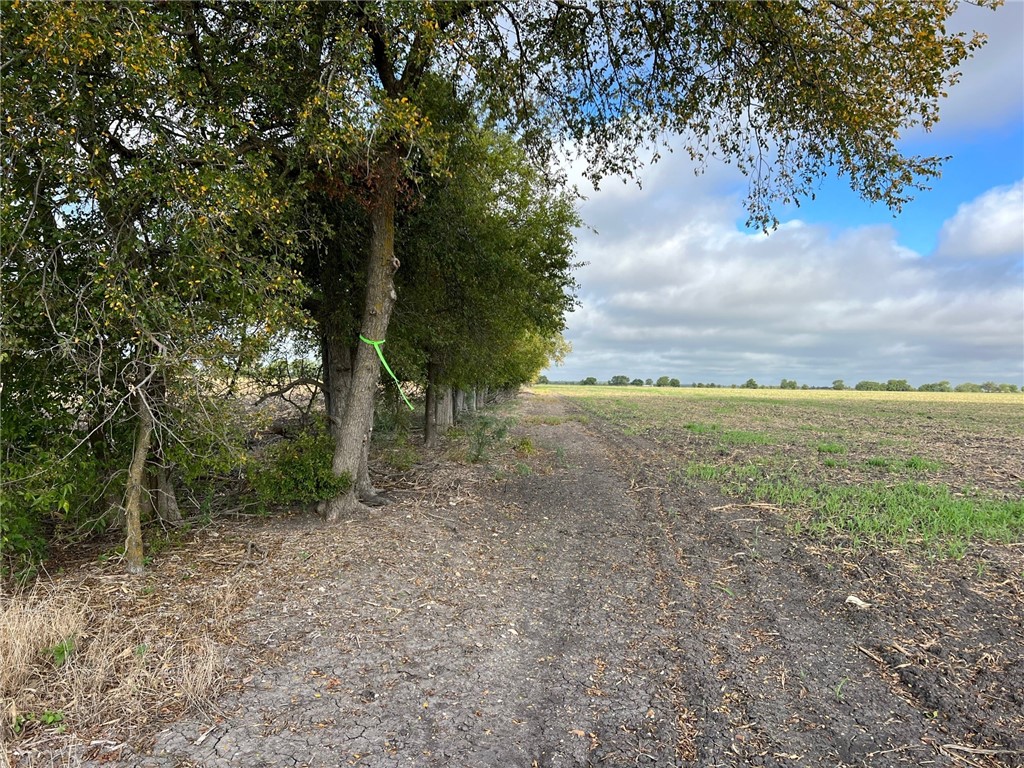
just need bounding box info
[85,393,1022,768]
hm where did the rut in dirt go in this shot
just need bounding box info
[84,393,1022,768]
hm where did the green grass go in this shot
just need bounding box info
[904,455,942,472]
[542,384,1024,556]
[684,422,719,435]
[816,442,846,454]
[720,430,772,446]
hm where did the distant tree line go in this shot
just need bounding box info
[537,376,1021,393]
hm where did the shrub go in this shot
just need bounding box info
[248,426,349,510]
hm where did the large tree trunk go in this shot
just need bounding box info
[322,326,384,505]
[124,391,154,574]
[356,395,385,505]
[424,360,439,449]
[321,154,401,522]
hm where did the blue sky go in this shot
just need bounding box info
[547,1,1024,388]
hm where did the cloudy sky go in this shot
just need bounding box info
[546,2,1024,388]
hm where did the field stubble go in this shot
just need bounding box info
[548,385,1024,554]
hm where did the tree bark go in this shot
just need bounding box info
[356,395,385,504]
[321,152,401,522]
[124,390,153,574]
[152,465,182,524]
[436,386,454,435]
[454,389,465,423]
[466,387,477,414]
[322,325,384,504]
[321,329,352,447]
[424,360,439,449]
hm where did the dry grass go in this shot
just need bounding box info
[1,574,228,767]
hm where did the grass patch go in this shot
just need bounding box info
[903,455,942,472]
[816,442,846,454]
[720,430,772,446]
[1,581,226,751]
[809,482,1023,551]
[864,457,893,470]
[685,463,725,482]
[684,422,719,435]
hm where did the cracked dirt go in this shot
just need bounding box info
[49,392,1024,767]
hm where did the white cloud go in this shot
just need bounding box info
[928,1,1024,136]
[936,181,1024,259]
[550,156,1024,386]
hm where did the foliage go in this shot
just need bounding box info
[855,380,886,391]
[886,379,914,392]
[780,379,798,390]
[656,377,672,387]
[580,377,598,386]
[464,416,510,464]
[742,379,759,389]
[609,375,630,386]
[390,102,580,394]
[248,426,350,511]
[2,1,309,571]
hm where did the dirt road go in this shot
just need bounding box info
[86,393,1023,767]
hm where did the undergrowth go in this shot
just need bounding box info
[247,424,350,510]
[1,579,228,762]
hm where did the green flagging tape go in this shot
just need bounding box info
[360,335,414,411]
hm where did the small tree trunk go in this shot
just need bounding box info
[356,395,385,504]
[152,465,182,524]
[466,387,477,414]
[322,153,401,522]
[436,386,454,435]
[454,390,465,423]
[124,391,154,574]
[321,329,352,446]
[424,360,439,449]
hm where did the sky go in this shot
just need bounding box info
[545,2,1024,388]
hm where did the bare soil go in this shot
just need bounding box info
[13,392,1024,768]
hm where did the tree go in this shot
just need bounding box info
[269,0,987,518]
[955,382,982,393]
[669,378,681,388]
[645,379,653,386]
[742,378,759,389]
[832,380,846,390]
[609,375,631,386]
[630,378,645,386]
[886,379,914,391]
[385,108,578,448]
[780,379,798,390]
[918,381,952,392]
[656,376,672,387]
[2,3,307,573]
[581,377,598,386]
[855,381,886,391]
[536,375,549,385]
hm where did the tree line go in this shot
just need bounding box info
[541,378,1021,392]
[2,1,989,578]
